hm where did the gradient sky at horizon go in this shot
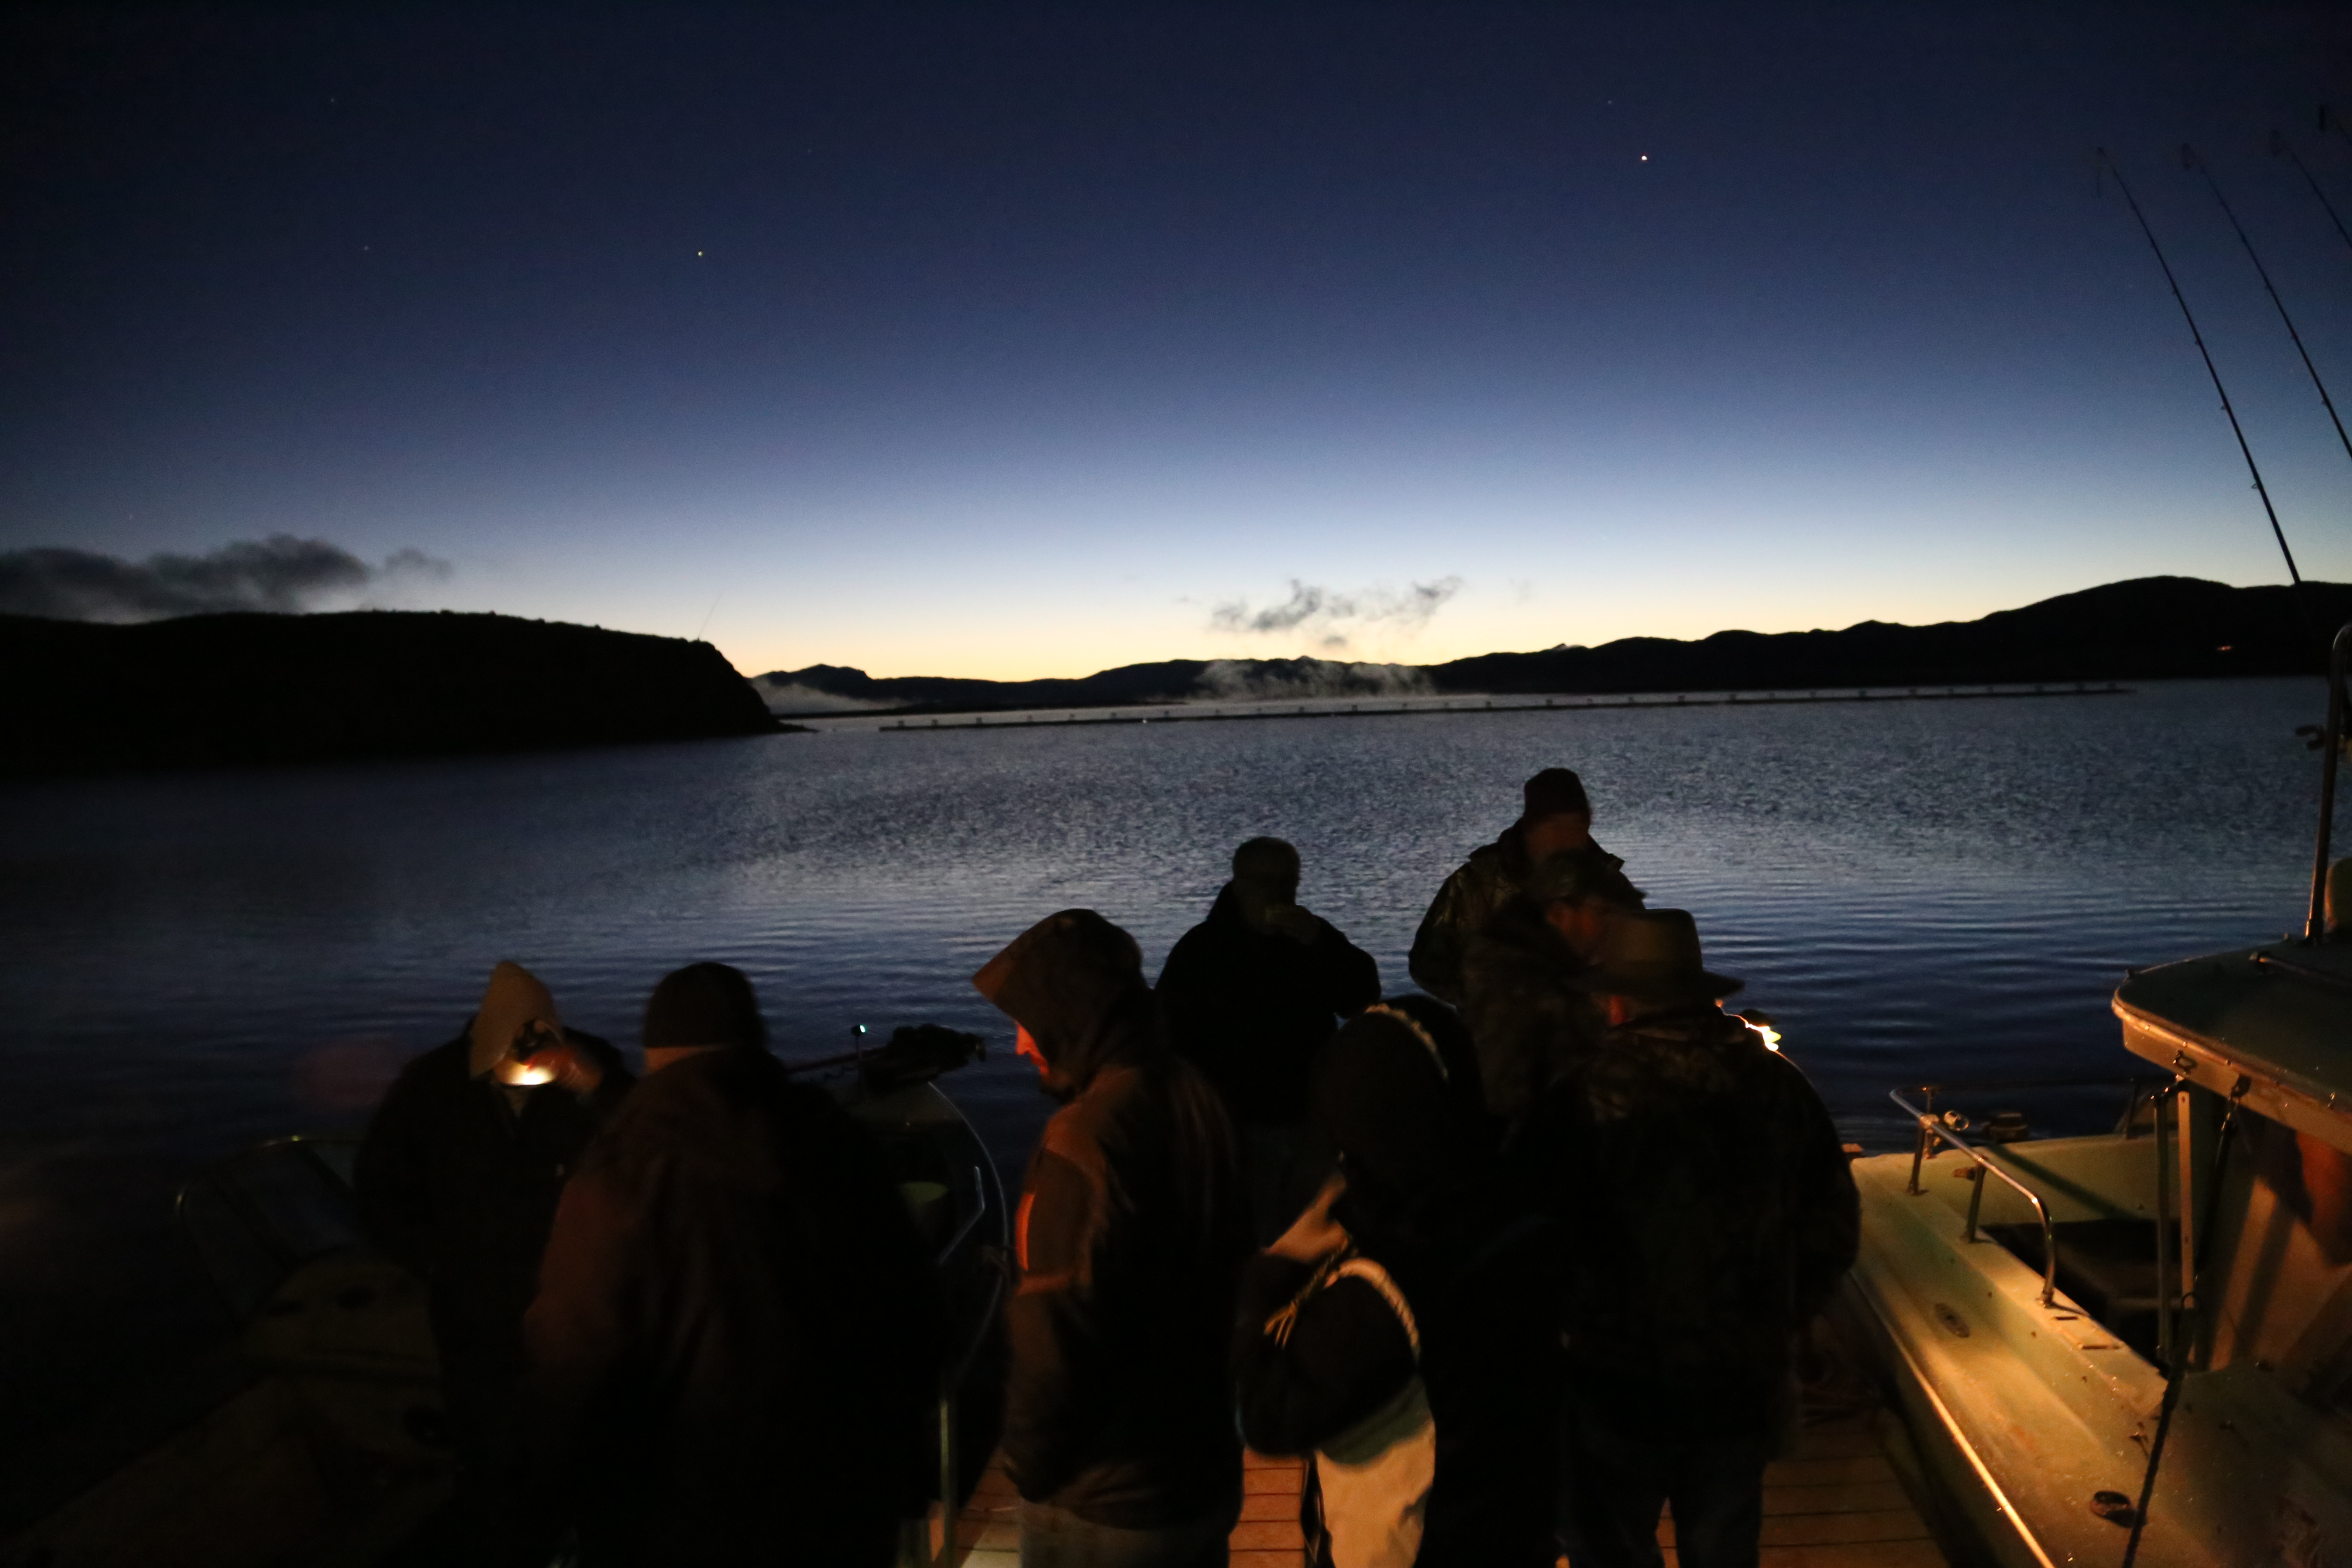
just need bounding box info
[6,4,2352,680]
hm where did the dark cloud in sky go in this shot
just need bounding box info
[0,536,452,622]
[1210,577,1463,649]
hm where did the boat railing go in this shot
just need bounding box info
[1891,1089,2059,1308]
[174,1134,366,1319]
[912,1161,1008,1568]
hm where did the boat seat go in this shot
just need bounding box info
[1983,1218,2163,1359]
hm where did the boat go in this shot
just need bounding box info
[1842,628,2352,1566]
[0,1023,1009,1568]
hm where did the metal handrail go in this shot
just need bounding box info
[932,1163,990,1272]
[1892,1090,2059,1308]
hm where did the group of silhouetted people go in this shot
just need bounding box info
[354,766,1859,1568]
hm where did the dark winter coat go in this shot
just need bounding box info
[521,1046,942,1566]
[974,910,1252,1529]
[1407,827,1628,1006]
[1523,1008,1859,1435]
[1157,883,1380,1127]
[1456,909,1607,1122]
[353,1029,631,1390]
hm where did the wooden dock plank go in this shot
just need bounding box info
[953,1449,1304,1567]
[1663,1509,1937,1549]
[1760,1481,1915,1515]
[1762,1510,1942,1547]
[1764,1455,1898,1487]
[1786,1424,1885,1461]
[956,1412,1941,1568]
[1229,1520,1306,1551]
[1665,1545,1946,1568]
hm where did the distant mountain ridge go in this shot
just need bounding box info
[762,576,2352,717]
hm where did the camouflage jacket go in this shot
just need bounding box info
[1523,1008,1859,1411]
[1406,826,1626,1006]
[1455,911,1607,1122]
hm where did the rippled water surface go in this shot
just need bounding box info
[0,677,2330,1449]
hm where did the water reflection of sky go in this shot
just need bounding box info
[0,675,2328,1448]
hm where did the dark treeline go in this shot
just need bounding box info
[767,576,2352,717]
[3,610,782,776]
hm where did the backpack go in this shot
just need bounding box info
[1270,1252,1436,1568]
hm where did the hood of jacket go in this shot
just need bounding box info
[1315,994,1495,1243]
[973,909,1160,1099]
[466,960,564,1078]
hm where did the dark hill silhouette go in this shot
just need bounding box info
[4,610,781,776]
[762,577,2352,716]
[1431,577,2352,695]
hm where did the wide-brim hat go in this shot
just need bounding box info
[1567,908,1743,1004]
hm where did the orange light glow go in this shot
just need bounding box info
[1015,1024,1047,1076]
[1746,1020,1782,1052]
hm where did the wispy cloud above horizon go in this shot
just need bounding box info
[0,536,453,622]
[1208,577,1464,651]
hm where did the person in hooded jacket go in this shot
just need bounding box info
[973,909,1252,1568]
[1522,910,1858,1568]
[1157,836,1380,1241]
[1233,995,1560,1568]
[353,960,630,1556]
[1407,768,1634,1009]
[520,962,941,1567]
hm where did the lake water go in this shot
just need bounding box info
[0,676,2331,1454]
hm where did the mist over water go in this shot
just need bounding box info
[0,677,2327,1451]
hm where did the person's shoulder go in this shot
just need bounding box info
[1035,1092,1117,1188]
[1047,1054,1211,1161]
[561,1026,630,1081]
[638,1046,833,1125]
[1159,915,1228,971]
[383,1034,473,1099]
[1461,834,1512,874]
[1744,1036,1831,1107]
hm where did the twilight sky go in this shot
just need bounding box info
[5,4,2351,680]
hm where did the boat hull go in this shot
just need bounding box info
[1850,1140,2352,1567]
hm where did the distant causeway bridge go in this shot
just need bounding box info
[866,681,2133,732]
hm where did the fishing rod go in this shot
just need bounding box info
[2095,148,2307,597]
[2183,144,2352,472]
[2272,129,2352,260]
